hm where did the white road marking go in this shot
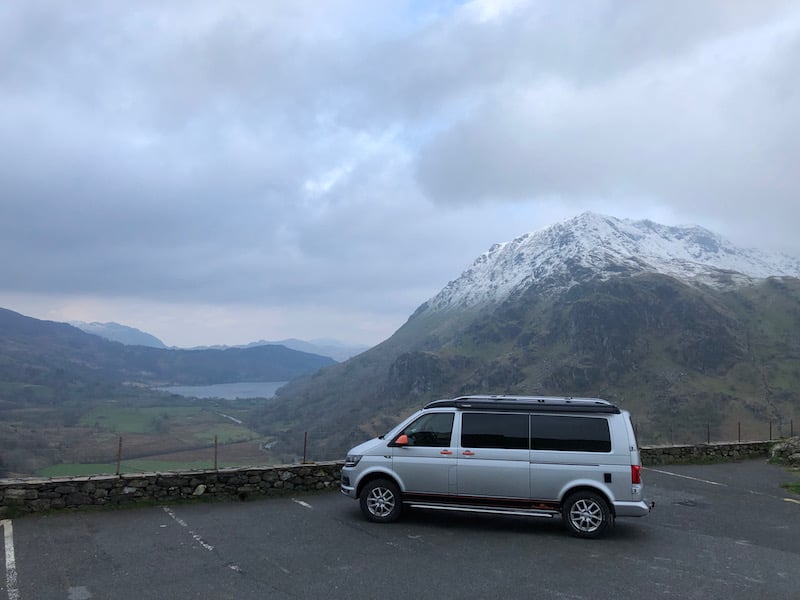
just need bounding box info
[2,519,20,600]
[162,507,214,552]
[161,507,245,573]
[292,499,313,509]
[645,468,727,487]
[784,498,800,505]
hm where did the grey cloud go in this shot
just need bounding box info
[2,1,799,346]
[413,5,800,252]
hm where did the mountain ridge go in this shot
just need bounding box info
[69,320,367,361]
[0,307,336,388]
[70,320,167,348]
[187,338,368,362]
[420,212,800,314]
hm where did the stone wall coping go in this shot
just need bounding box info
[0,460,346,487]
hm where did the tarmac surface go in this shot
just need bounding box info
[2,459,799,599]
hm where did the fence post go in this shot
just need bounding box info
[214,434,218,471]
[115,436,123,476]
[707,424,710,444]
[769,421,772,441]
[738,422,741,443]
[303,432,308,463]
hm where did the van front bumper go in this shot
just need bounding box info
[340,471,356,498]
[613,500,653,517]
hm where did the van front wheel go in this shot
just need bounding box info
[360,479,402,523]
[562,491,613,538]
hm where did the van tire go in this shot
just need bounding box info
[360,479,402,523]
[562,491,613,538]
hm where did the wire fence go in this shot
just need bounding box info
[634,419,796,447]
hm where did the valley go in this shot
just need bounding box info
[0,307,334,477]
[2,213,799,477]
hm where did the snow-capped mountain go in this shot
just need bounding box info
[423,212,800,312]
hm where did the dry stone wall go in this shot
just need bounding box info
[770,437,800,466]
[0,462,342,518]
[640,441,773,465]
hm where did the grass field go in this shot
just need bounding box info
[79,405,205,433]
[0,395,283,477]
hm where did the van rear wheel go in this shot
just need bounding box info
[562,491,613,538]
[360,479,402,523]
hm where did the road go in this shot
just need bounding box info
[2,460,799,599]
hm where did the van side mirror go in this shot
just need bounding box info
[392,434,409,446]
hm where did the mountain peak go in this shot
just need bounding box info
[422,213,800,313]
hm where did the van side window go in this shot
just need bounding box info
[461,413,528,450]
[530,415,611,452]
[401,413,454,447]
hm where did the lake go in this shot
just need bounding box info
[159,381,288,400]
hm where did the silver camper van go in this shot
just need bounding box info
[341,395,652,538]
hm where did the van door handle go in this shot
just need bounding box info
[440,450,453,455]
[462,450,475,456]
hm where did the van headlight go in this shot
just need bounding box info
[344,454,362,467]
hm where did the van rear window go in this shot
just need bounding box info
[530,415,611,452]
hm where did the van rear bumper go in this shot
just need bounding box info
[613,500,653,517]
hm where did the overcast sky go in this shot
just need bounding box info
[2,0,799,348]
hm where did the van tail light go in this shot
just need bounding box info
[631,465,642,485]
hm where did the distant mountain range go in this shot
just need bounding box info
[254,213,800,459]
[70,321,366,361]
[188,338,369,362]
[0,308,336,399]
[241,339,369,362]
[70,321,168,348]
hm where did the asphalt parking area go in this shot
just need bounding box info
[2,459,799,599]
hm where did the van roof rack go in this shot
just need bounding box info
[423,395,620,414]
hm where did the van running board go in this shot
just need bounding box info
[407,503,558,519]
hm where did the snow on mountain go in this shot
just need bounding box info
[424,213,800,312]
